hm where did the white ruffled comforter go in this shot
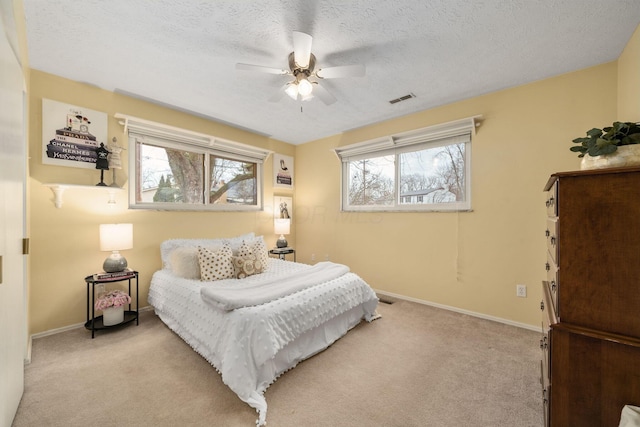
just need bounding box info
[148,259,379,426]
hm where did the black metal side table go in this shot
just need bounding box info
[85,271,139,338]
[269,248,296,262]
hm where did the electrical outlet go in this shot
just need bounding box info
[311,253,315,261]
[516,284,527,298]
[324,254,329,261]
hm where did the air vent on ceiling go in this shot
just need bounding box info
[389,93,416,104]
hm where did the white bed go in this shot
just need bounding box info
[147,235,379,426]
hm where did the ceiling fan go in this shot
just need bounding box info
[236,31,365,105]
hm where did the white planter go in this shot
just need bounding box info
[103,305,124,326]
[580,144,640,170]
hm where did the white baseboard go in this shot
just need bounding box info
[29,305,154,341]
[25,335,32,365]
[374,289,539,332]
[27,295,538,350]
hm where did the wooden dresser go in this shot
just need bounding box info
[541,167,640,427]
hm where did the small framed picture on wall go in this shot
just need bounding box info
[274,196,292,220]
[273,153,293,189]
[41,98,108,169]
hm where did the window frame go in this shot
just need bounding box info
[116,114,271,212]
[335,116,480,212]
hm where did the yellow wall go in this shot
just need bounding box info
[619,24,640,120]
[295,62,618,327]
[28,24,640,333]
[28,70,294,334]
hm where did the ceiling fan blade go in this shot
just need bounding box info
[312,83,337,105]
[292,31,312,68]
[316,64,365,79]
[236,63,289,75]
[268,84,290,102]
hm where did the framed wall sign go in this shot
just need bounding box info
[42,98,108,169]
[273,153,293,189]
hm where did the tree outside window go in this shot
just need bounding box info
[337,118,474,212]
[135,142,259,210]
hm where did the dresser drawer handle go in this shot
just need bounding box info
[550,236,556,245]
[545,229,550,237]
[540,301,545,311]
[545,262,550,271]
[550,280,557,292]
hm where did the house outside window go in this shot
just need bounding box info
[116,114,271,211]
[335,117,479,212]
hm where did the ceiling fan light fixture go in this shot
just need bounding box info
[285,83,299,100]
[298,78,313,96]
[235,32,364,106]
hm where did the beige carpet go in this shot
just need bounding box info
[13,299,542,427]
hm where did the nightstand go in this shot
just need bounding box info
[269,248,296,262]
[85,271,139,338]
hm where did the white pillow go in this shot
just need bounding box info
[222,232,256,253]
[620,405,640,427]
[160,232,254,271]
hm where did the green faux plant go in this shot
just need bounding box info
[571,121,640,157]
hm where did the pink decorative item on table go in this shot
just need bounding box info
[95,289,131,326]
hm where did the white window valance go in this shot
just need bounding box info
[334,115,482,161]
[114,113,272,163]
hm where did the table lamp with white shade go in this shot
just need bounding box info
[274,218,290,248]
[100,223,133,272]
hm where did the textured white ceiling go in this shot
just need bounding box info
[23,0,640,145]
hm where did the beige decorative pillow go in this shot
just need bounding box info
[236,237,270,271]
[236,241,252,257]
[253,237,269,270]
[232,254,265,279]
[198,245,234,281]
[169,247,200,279]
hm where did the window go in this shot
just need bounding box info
[335,117,479,212]
[347,154,395,206]
[116,114,271,211]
